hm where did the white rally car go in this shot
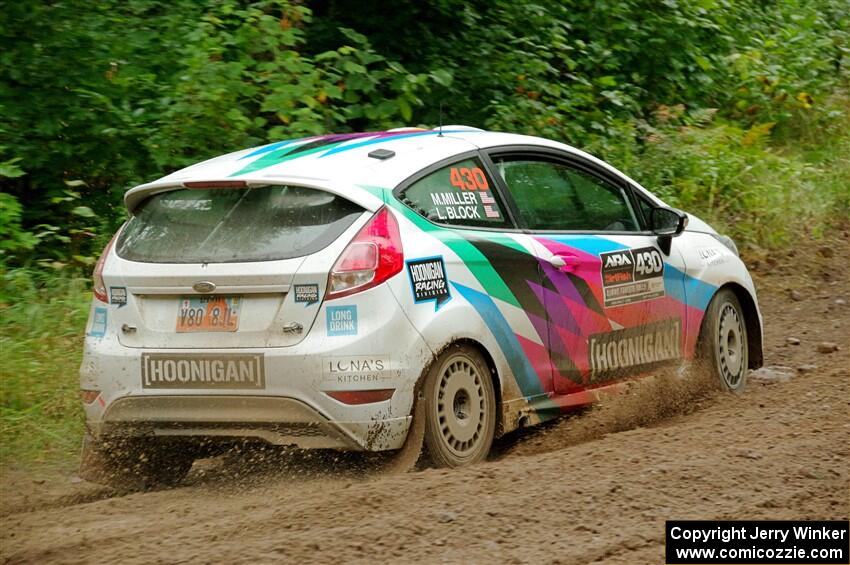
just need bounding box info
[80,127,763,485]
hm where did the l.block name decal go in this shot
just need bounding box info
[326,305,358,336]
[407,256,451,311]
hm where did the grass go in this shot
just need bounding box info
[612,91,850,250]
[0,271,89,467]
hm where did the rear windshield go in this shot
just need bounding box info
[117,186,363,263]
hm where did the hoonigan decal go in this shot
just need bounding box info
[293,284,320,306]
[141,353,265,389]
[109,286,127,307]
[407,256,451,310]
[588,319,682,383]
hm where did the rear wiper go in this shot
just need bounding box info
[197,189,253,251]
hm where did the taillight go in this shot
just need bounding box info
[326,207,404,300]
[92,233,118,303]
[325,389,395,405]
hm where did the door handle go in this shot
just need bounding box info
[548,253,581,272]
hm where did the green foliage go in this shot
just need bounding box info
[2,0,848,270]
[0,193,38,259]
[1,0,441,269]
[622,101,850,248]
[142,4,438,170]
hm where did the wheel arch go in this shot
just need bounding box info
[715,282,763,370]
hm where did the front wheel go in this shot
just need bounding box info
[422,344,497,467]
[698,288,749,393]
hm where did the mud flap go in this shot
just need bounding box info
[78,433,116,485]
[377,394,427,474]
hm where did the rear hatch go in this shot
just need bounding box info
[105,184,366,348]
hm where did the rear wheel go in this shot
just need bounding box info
[698,288,749,393]
[80,435,195,489]
[423,344,496,467]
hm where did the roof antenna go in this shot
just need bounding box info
[438,102,444,137]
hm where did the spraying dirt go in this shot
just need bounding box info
[1,233,848,564]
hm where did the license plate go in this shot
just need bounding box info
[176,296,241,333]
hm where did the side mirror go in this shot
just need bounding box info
[650,207,688,255]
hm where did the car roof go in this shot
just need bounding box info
[124,126,651,212]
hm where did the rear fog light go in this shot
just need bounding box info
[325,389,395,405]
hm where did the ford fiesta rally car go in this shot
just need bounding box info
[80,126,763,485]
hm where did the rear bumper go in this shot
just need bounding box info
[90,395,410,451]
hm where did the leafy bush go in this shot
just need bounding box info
[600,92,849,248]
[2,0,848,269]
[0,0,447,270]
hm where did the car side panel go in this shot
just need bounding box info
[384,200,762,436]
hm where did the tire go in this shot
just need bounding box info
[697,288,749,393]
[80,434,195,489]
[422,344,497,467]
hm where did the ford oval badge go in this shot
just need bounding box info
[193,281,216,293]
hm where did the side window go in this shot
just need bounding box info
[399,158,510,228]
[493,157,639,231]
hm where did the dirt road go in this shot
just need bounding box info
[2,236,848,564]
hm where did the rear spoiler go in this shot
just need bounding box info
[123,177,384,214]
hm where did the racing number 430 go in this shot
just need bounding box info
[449,167,489,191]
[635,249,663,277]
